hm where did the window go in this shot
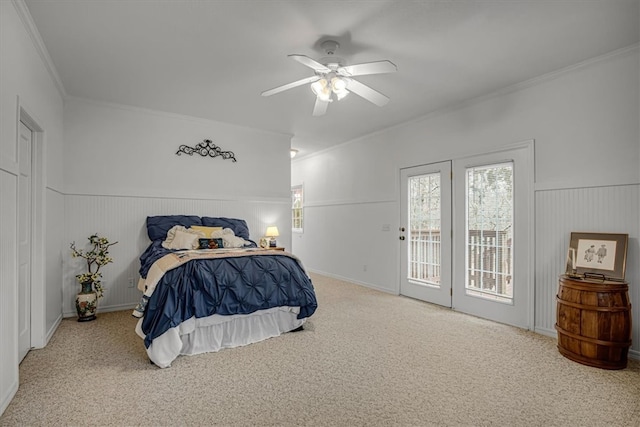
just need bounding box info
[408,172,442,286]
[291,185,303,232]
[465,162,513,302]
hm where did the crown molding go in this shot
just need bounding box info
[294,44,639,163]
[12,0,66,98]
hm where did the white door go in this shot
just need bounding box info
[400,162,452,307]
[18,121,33,362]
[452,145,533,328]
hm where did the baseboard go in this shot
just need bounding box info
[306,268,397,295]
[533,326,639,361]
[0,379,18,417]
[533,326,556,338]
[63,303,137,318]
[36,313,63,349]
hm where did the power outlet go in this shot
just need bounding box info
[127,277,135,288]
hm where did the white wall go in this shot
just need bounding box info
[0,0,65,415]
[292,46,640,355]
[63,98,291,200]
[61,98,293,315]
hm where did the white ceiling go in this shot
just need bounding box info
[24,0,639,157]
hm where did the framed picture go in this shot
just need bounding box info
[566,232,628,281]
[259,237,269,248]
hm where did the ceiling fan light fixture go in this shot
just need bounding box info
[310,78,326,92]
[331,76,349,100]
[311,78,331,101]
[334,90,349,101]
[331,76,347,91]
[310,75,349,102]
[317,89,332,102]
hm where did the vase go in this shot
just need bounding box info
[75,281,97,322]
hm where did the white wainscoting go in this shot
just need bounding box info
[44,188,64,343]
[535,184,639,357]
[0,169,18,415]
[63,194,289,316]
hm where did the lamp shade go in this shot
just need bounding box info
[265,226,280,237]
[331,76,347,91]
[311,78,333,102]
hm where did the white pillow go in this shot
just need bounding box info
[210,228,251,248]
[162,226,203,250]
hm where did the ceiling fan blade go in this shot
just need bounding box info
[312,97,330,116]
[289,54,331,73]
[344,78,390,107]
[261,75,320,97]
[338,60,397,77]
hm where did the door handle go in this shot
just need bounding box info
[399,236,405,240]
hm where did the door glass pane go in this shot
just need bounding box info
[291,185,303,232]
[466,163,513,302]
[409,173,441,286]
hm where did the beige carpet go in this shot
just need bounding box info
[1,273,639,426]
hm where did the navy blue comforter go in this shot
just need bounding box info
[138,243,318,348]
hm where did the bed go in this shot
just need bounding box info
[132,215,318,368]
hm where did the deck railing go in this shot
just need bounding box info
[409,229,512,296]
[467,229,512,296]
[409,230,441,284]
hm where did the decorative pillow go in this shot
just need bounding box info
[201,217,251,240]
[162,226,203,250]
[208,228,251,248]
[198,238,224,249]
[190,226,223,238]
[147,215,202,241]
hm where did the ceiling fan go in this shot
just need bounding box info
[261,40,397,116]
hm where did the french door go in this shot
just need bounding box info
[400,162,452,307]
[452,145,533,328]
[400,143,533,328]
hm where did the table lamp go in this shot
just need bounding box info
[265,226,279,247]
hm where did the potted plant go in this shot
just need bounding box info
[70,233,117,322]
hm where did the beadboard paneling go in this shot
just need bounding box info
[0,170,18,415]
[63,194,288,316]
[535,184,639,354]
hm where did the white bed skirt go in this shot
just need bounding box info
[135,306,305,368]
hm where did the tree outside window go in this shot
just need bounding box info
[466,162,514,299]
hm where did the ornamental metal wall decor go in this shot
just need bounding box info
[176,139,237,162]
